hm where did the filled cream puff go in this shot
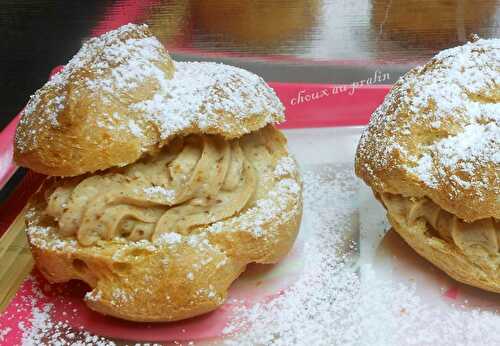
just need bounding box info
[356,37,499,293]
[15,24,303,321]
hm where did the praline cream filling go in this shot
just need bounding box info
[381,193,500,255]
[44,132,271,246]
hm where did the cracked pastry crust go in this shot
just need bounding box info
[355,38,499,293]
[14,24,303,322]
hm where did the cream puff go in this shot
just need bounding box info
[15,24,303,321]
[355,37,499,293]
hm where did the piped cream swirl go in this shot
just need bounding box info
[381,193,500,255]
[45,134,258,246]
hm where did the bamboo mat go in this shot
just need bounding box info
[0,207,33,312]
[0,170,45,313]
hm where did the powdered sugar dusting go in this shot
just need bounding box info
[1,276,116,345]
[84,289,102,303]
[27,226,78,253]
[155,232,182,245]
[206,176,301,238]
[223,166,360,345]
[409,153,437,188]
[15,23,285,167]
[128,120,144,137]
[132,61,284,140]
[222,165,500,345]
[143,186,176,203]
[19,303,116,345]
[16,23,172,153]
[355,265,500,346]
[5,165,500,344]
[0,327,11,342]
[274,156,297,177]
[432,122,499,170]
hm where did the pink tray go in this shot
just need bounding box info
[0,69,391,344]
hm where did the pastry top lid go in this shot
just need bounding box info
[14,24,284,177]
[356,37,499,222]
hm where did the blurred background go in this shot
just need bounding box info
[1,0,499,129]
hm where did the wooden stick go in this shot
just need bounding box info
[0,208,33,312]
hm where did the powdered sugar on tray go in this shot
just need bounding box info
[221,165,500,346]
[356,38,499,200]
[0,276,116,346]
[4,165,500,345]
[0,327,11,342]
[355,265,500,346]
[222,166,360,345]
[19,307,115,346]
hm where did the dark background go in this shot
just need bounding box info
[1,0,499,131]
[1,1,112,129]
